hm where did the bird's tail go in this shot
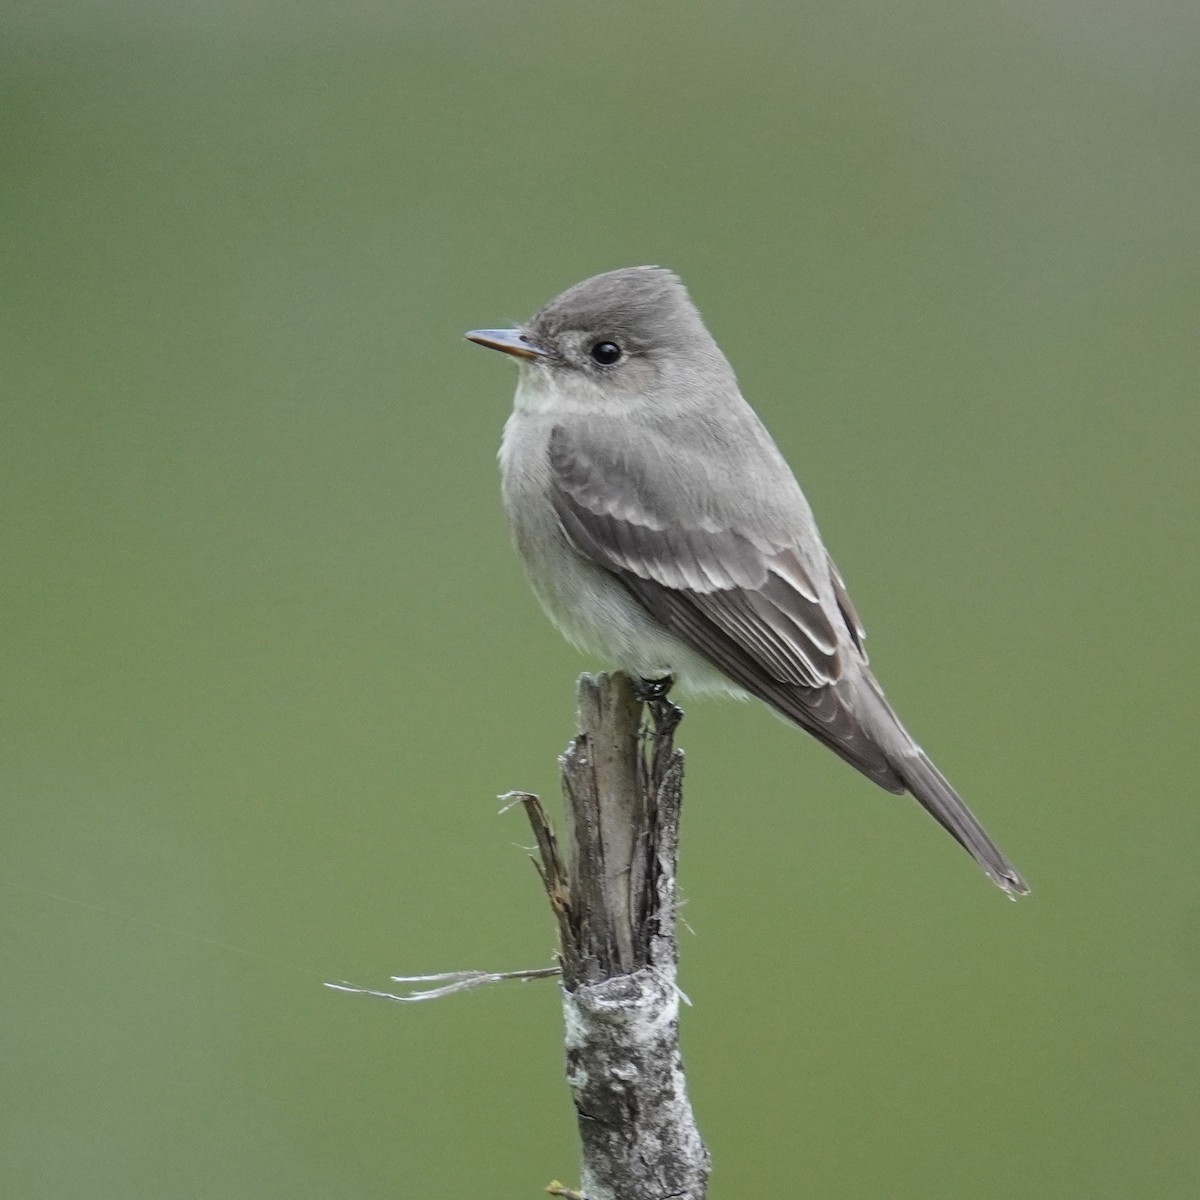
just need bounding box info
[889,747,1029,898]
[853,677,1029,898]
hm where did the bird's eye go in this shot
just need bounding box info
[589,341,622,366]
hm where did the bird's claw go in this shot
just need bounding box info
[633,674,675,704]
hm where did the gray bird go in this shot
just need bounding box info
[467,266,1027,897]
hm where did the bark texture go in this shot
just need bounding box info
[517,672,709,1200]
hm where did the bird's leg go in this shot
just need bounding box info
[633,673,674,703]
[633,674,683,744]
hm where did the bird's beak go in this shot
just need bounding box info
[464,328,549,361]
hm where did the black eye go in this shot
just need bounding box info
[589,341,621,365]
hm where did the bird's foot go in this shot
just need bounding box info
[634,674,683,742]
[633,673,675,704]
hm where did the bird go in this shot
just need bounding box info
[466,266,1027,897]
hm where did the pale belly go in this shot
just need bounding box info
[499,406,746,697]
[504,486,742,697]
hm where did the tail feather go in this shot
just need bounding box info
[890,748,1029,898]
[850,672,1029,898]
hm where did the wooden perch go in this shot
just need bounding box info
[513,671,710,1200]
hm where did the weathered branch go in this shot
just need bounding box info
[518,672,709,1200]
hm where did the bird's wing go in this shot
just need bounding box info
[547,423,903,790]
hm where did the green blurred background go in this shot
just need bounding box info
[3,1,1198,1196]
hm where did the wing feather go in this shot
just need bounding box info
[548,424,903,790]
